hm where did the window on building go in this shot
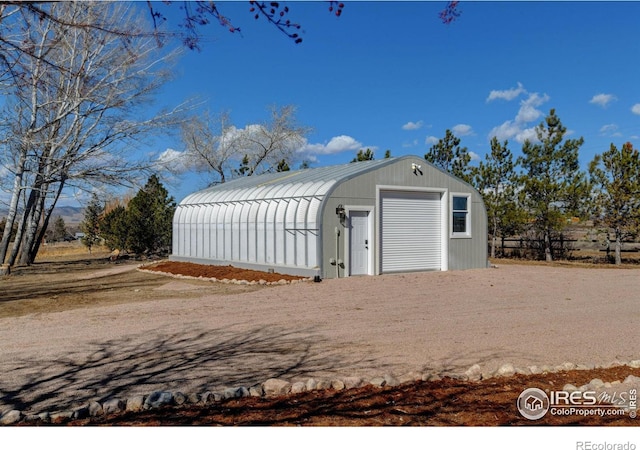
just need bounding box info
[451,194,471,237]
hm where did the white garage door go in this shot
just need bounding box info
[380,190,442,273]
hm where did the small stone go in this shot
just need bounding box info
[629,360,640,369]
[38,412,50,422]
[201,391,216,404]
[0,409,22,425]
[249,386,264,397]
[563,384,579,392]
[383,374,400,387]
[187,393,201,404]
[465,364,483,382]
[369,377,386,387]
[559,362,576,371]
[529,365,542,375]
[343,377,364,389]
[103,398,125,415]
[144,391,174,409]
[262,378,291,397]
[222,387,245,399]
[277,279,288,285]
[88,402,103,417]
[623,375,640,385]
[258,280,268,285]
[425,374,442,382]
[290,382,306,394]
[589,378,605,389]
[316,379,332,390]
[237,387,250,398]
[497,363,515,377]
[126,396,145,412]
[331,379,345,391]
[173,392,187,405]
[515,367,531,376]
[305,378,318,391]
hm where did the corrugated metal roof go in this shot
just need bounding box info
[178,158,399,205]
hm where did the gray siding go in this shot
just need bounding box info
[320,156,487,277]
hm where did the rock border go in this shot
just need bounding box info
[2,359,639,425]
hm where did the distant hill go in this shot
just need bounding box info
[0,205,84,226]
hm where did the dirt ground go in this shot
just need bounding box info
[1,255,640,426]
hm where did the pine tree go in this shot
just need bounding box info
[351,148,375,162]
[80,194,103,254]
[588,142,640,265]
[518,109,588,262]
[52,216,67,242]
[100,205,129,251]
[126,175,176,255]
[276,159,290,172]
[424,129,472,183]
[473,138,525,258]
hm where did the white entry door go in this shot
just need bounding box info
[349,210,370,276]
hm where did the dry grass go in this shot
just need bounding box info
[35,240,111,261]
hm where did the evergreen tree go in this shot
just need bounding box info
[351,148,375,162]
[588,142,640,265]
[384,150,392,159]
[518,109,588,262]
[80,194,104,254]
[235,154,252,177]
[51,216,67,242]
[100,205,129,251]
[126,175,176,255]
[276,158,290,172]
[473,138,525,258]
[424,129,472,183]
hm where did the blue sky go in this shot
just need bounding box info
[84,1,640,203]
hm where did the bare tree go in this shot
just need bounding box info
[180,111,242,185]
[181,105,311,184]
[0,2,185,268]
[237,105,312,176]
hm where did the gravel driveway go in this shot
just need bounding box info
[1,263,639,415]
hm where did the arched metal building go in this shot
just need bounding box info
[171,156,488,278]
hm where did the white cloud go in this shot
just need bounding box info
[632,104,640,115]
[402,120,424,131]
[425,136,439,146]
[488,89,550,144]
[599,124,618,135]
[517,127,539,144]
[515,93,550,123]
[452,124,474,136]
[156,148,191,174]
[486,82,525,102]
[298,135,369,156]
[589,93,617,108]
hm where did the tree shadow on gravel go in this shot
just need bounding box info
[0,325,380,415]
